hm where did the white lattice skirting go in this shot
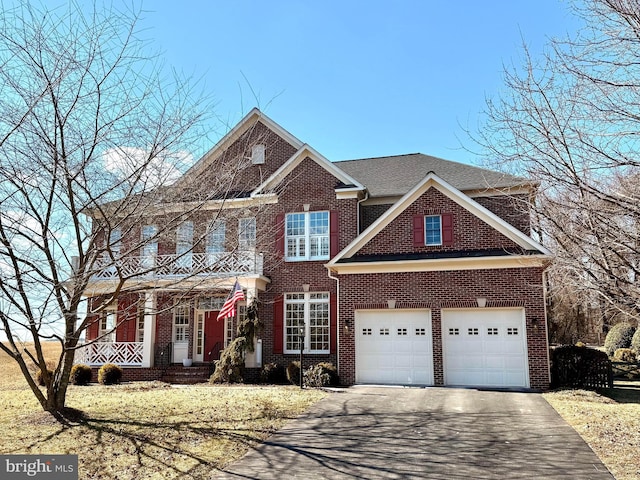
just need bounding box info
[76,342,143,366]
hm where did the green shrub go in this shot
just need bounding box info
[210,337,246,384]
[98,363,123,385]
[603,323,636,357]
[286,361,301,385]
[613,348,637,363]
[550,345,612,390]
[304,362,339,387]
[632,328,640,354]
[70,364,93,385]
[260,362,287,384]
[35,369,53,387]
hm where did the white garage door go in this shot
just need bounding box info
[442,308,529,388]
[355,310,433,385]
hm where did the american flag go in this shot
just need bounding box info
[216,280,245,321]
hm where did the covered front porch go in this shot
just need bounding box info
[78,276,267,370]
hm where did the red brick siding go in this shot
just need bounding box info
[358,188,522,256]
[337,267,549,390]
[256,157,358,369]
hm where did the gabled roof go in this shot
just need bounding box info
[252,144,365,195]
[327,172,551,268]
[336,153,532,197]
[174,108,304,188]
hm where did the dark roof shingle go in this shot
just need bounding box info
[335,153,530,197]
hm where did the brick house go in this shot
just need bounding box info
[80,108,552,389]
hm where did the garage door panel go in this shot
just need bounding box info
[355,310,433,385]
[442,309,529,388]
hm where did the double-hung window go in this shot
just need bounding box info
[284,292,330,354]
[207,220,225,254]
[285,211,329,261]
[425,215,442,246]
[176,221,194,269]
[239,217,256,250]
[141,225,158,268]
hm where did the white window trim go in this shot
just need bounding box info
[424,215,443,246]
[283,292,330,354]
[285,211,330,262]
[173,305,189,344]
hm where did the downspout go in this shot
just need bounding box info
[356,190,369,234]
[328,268,340,374]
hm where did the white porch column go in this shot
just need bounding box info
[141,292,156,368]
[243,278,261,368]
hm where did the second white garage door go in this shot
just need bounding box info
[442,308,529,388]
[355,310,433,385]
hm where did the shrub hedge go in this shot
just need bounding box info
[613,348,637,363]
[632,328,640,354]
[70,364,93,385]
[98,363,123,385]
[603,323,636,357]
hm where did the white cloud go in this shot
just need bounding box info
[103,147,191,190]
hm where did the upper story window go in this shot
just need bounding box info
[207,220,226,254]
[109,228,121,257]
[286,211,329,261]
[425,215,442,246]
[239,217,256,250]
[176,221,194,268]
[413,213,453,247]
[141,225,158,268]
[251,144,265,165]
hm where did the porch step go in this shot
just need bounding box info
[161,365,212,384]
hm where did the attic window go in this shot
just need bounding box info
[251,144,265,164]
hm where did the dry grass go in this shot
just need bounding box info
[544,382,640,480]
[0,342,326,479]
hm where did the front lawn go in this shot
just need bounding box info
[544,381,640,480]
[0,344,326,479]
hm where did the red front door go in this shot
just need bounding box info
[204,311,225,362]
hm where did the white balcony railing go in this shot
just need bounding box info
[92,251,263,280]
[75,342,143,366]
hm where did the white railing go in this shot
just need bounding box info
[75,342,144,366]
[92,251,263,280]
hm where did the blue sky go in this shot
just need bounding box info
[140,0,582,166]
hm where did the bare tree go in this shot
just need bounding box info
[0,1,235,416]
[476,0,640,339]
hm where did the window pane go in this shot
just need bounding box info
[285,302,305,351]
[425,215,442,245]
[309,212,329,235]
[309,301,329,351]
[207,220,225,253]
[286,213,305,236]
[239,217,256,249]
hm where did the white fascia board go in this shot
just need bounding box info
[253,144,365,195]
[328,172,551,266]
[178,109,305,186]
[327,254,552,275]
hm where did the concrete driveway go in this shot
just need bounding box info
[214,386,614,479]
